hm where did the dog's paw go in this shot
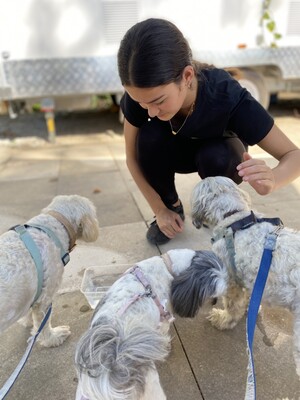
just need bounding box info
[38,325,71,347]
[207,308,237,330]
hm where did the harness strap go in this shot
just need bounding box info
[228,211,283,235]
[223,228,242,282]
[132,266,175,323]
[118,266,175,323]
[11,224,70,304]
[12,225,44,304]
[26,223,70,266]
[117,293,145,317]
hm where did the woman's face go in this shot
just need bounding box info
[124,80,187,120]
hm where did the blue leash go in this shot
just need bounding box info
[0,306,52,400]
[244,227,281,400]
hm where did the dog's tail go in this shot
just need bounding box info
[75,316,170,400]
[171,250,228,318]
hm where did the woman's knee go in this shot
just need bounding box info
[195,137,246,184]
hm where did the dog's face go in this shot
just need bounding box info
[191,177,251,229]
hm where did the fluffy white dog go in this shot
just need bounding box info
[171,176,300,378]
[75,248,221,400]
[0,195,99,347]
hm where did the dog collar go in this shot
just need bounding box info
[226,211,283,236]
[46,210,77,251]
[212,211,283,243]
[161,253,173,274]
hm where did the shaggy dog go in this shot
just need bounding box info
[75,249,222,400]
[0,195,99,347]
[171,176,300,378]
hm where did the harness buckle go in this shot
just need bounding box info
[144,286,153,297]
[273,224,283,235]
[62,253,70,266]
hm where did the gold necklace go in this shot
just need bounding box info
[169,101,195,135]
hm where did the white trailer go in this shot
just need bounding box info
[0,0,299,126]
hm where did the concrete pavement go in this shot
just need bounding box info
[0,108,300,399]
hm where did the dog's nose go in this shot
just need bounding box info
[211,298,217,306]
[192,219,202,229]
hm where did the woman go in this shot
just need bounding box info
[117,18,300,245]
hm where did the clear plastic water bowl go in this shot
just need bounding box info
[80,264,131,309]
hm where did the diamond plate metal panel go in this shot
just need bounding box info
[1,47,300,101]
[1,56,123,100]
[194,46,300,79]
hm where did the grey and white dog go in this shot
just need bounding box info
[172,176,300,378]
[0,195,99,347]
[75,249,223,400]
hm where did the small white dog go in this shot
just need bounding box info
[172,176,300,378]
[0,195,99,347]
[75,248,221,400]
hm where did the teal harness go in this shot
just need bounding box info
[12,224,70,304]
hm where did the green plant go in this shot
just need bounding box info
[261,0,282,47]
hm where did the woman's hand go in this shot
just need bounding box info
[238,124,300,195]
[156,207,184,239]
[237,152,275,195]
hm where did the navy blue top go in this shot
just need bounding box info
[120,68,274,146]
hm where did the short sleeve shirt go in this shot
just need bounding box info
[120,68,274,146]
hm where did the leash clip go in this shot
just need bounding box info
[273,224,283,236]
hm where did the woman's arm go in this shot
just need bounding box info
[124,119,183,237]
[237,123,300,195]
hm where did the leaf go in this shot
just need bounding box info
[267,21,275,32]
[262,11,270,20]
[274,33,282,40]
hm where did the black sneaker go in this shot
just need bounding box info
[146,202,185,245]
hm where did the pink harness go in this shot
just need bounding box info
[117,254,175,323]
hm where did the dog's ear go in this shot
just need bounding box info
[190,182,207,229]
[171,250,227,318]
[191,178,220,229]
[78,215,100,242]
